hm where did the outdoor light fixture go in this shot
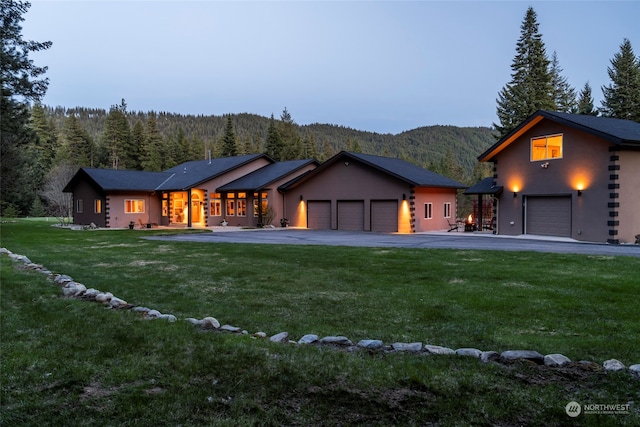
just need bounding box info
[300,194,304,201]
[513,191,518,198]
[577,190,583,197]
[402,193,407,201]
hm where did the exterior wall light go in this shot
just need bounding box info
[300,194,304,201]
[513,192,518,198]
[402,193,407,200]
[577,190,583,197]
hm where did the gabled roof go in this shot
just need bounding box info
[479,110,640,162]
[63,168,172,193]
[217,159,319,192]
[280,151,466,190]
[158,154,271,190]
[463,177,503,195]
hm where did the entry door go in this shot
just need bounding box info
[191,194,201,223]
[526,196,571,237]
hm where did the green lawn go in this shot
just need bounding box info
[1,219,639,426]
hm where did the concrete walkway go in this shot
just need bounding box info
[147,228,640,258]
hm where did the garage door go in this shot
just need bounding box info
[526,196,571,237]
[307,201,331,229]
[337,201,364,231]
[371,200,398,232]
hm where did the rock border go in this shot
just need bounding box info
[2,247,639,379]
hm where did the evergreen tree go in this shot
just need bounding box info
[495,6,554,138]
[1,0,52,215]
[278,107,303,160]
[265,114,284,160]
[577,82,598,116]
[131,120,145,170]
[141,112,164,171]
[600,38,640,121]
[27,103,59,196]
[56,114,94,167]
[220,115,238,156]
[549,51,576,113]
[100,99,132,169]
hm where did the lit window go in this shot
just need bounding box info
[76,199,83,213]
[125,199,145,214]
[237,199,247,217]
[209,193,221,216]
[253,192,268,217]
[424,203,432,219]
[443,202,451,218]
[531,134,563,161]
[94,199,102,214]
[226,200,235,216]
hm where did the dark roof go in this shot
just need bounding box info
[463,177,503,195]
[280,151,466,190]
[479,110,640,161]
[63,168,172,193]
[217,159,319,192]
[159,154,271,190]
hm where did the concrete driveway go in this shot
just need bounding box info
[148,228,640,258]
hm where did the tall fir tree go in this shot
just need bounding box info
[577,82,598,116]
[264,114,284,160]
[131,120,145,170]
[100,99,133,169]
[549,51,576,113]
[28,104,59,194]
[600,38,640,122]
[220,115,238,157]
[56,114,94,167]
[141,112,164,171]
[278,107,303,160]
[494,6,554,138]
[1,0,52,215]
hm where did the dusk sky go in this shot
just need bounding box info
[22,1,639,134]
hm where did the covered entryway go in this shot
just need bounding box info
[371,200,398,232]
[525,196,571,237]
[337,200,364,231]
[307,201,331,229]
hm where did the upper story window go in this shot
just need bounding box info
[531,134,563,161]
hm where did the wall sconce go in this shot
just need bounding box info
[300,194,304,201]
[541,162,550,169]
[402,193,407,201]
[344,161,350,166]
[513,192,518,198]
[577,190,583,197]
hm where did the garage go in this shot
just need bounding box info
[307,201,331,229]
[526,196,571,237]
[337,200,364,231]
[371,200,398,232]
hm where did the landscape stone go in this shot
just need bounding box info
[480,351,500,363]
[456,348,482,358]
[270,332,289,343]
[392,342,423,352]
[577,360,603,372]
[357,339,383,349]
[320,336,354,346]
[158,314,177,322]
[146,309,161,318]
[500,350,544,364]
[200,317,220,329]
[253,332,267,338]
[629,364,640,377]
[185,317,200,325]
[95,292,113,303]
[109,297,128,308]
[298,334,319,345]
[603,359,625,371]
[219,325,242,333]
[424,345,455,355]
[544,353,571,367]
[53,274,74,284]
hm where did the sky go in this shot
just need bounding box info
[21,1,640,134]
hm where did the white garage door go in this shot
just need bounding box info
[307,201,331,229]
[371,200,398,232]
[337,201,364,231]
[526,196,571,237]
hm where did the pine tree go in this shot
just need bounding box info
[141,112,164,171]
[549,51,576,113]
[495,6,554,138]
[56,114,94,167]
[600,38,640,121]
[131,120,145,170]
[265,114,284,160]
[1,0,52,215]
[100,99,132,169]
[278,107,303,160]
[577,82,598,116]
[220,115,238,157]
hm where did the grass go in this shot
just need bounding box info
[1,219,639,425]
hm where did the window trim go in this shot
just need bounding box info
[443,202,451,219]
[94,199,102,214]
[531,133,563,161]
[424,202,433,220]
[76,199,83,214]
[124,199,145,214]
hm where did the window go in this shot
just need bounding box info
[253,192,268,217]
[443,202,451,218]
[94,199,102,214]
[125,199,145,214]
[424,203,433,219]
[226,193,235,216]
[531,134,563,161]
[237,193,247,217]
[209,193,221,216]
[76,199,83,213]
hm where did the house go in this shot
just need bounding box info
[63,154,316,228]
[477,110,640,243]
[279,151,466,233]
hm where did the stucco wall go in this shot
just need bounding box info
[107,192,161,228]
[494,121,611,242]
[413,187,459,232]
[617,150,640,243]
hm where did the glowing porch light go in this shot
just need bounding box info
[398,199,411,233]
